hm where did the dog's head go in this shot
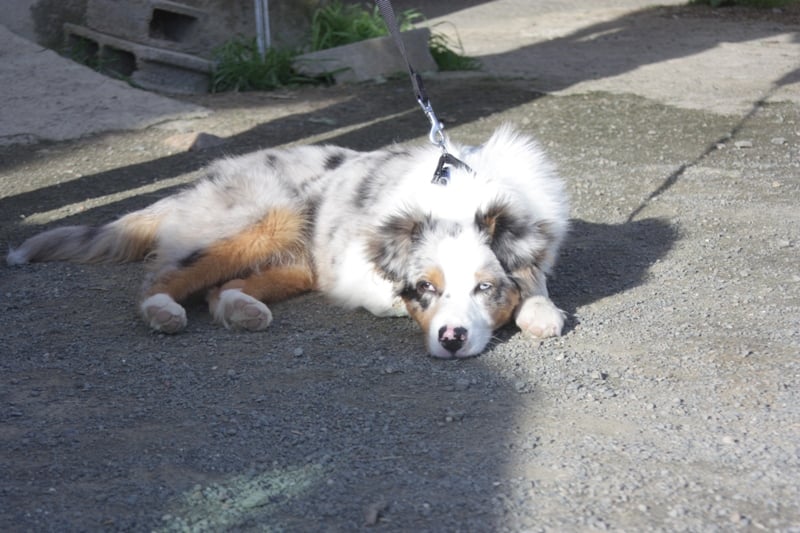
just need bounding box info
[368,200,551,358]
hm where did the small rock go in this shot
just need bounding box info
[163,132,225,152]
[293,347,304,357]
[308,116,338,126]
[668,506,687,518]
[240,489,271,509]
[454,378,471,391]
[444,408,465,422]
[383,365,401,375]
[364,498,388,526]
[739,347,752,357]
[590,370,607,380]
[770,137,786,145]
[730,511,750,525]
[734,140,753,149]
[514,380,531,393]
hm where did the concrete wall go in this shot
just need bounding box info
[3,0,38,41]
[4,0,316,53]
[3,0,88,49]
[3,0,319,94]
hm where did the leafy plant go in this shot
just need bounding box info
[308,3,478,72]
[67,36,100,69]
[211,2,479,93]
[211,37,311,93]
[428,24,481,72]
[310,1,422,51]
[66,36,135,83]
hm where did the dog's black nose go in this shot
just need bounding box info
[438,326,468,355]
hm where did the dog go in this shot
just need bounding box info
[7,126,568,358]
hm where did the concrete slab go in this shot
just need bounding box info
[293,28,437,84]
[423,0,800,115]
[0,24,207,146]
[64,22,214,94]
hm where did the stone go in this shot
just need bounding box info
[293,28,437,84]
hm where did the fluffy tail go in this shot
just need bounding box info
[7,211,161,266]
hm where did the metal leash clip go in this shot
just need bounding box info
[376,0,474,186]
[431,152,474,186]
[419,98,446,150]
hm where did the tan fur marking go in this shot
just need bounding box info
[474,269,521,330]
[112,212,162,262]
[404,271,440,336]
[405,266,445,335]
[145,208,307,302]
[488,287,520,329]
[216,264,315,303]
[424,267,445,293]
[406,302,436,336]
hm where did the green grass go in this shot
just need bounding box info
[211,37,312,93]
[429,24,481,72]
[310,1,422,51]
[211,2,480,93]
[689,0,797,7]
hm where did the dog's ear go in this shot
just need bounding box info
[476,200,552,273]
[367,210,432,281]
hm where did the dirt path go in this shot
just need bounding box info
[1,3,799,531]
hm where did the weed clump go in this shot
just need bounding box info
[212,1,478,93]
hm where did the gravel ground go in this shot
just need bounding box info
[1,5,800,533]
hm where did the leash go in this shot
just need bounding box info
[375,0,473,186]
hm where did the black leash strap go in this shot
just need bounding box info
[375,0,429,108]
[375,0,444,147]
[375,0,473,185]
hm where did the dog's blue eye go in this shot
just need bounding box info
[477,282,493,292]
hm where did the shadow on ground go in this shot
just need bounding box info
[0,6,722,527]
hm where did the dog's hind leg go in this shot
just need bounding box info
[207,263,315,331]
[140,207,308,333]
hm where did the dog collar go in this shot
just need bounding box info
[431,152,474,186]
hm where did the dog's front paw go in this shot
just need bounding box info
[141,293,187,333]
[212,288,273,331]
[387,296,410,317]
[364,296,409,317]
[516,295,565,338]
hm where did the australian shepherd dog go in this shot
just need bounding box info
[7,126,568,358]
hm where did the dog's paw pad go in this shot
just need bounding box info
[214,289,272,331]
[141,294,187,333]
[516,296,565,339]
